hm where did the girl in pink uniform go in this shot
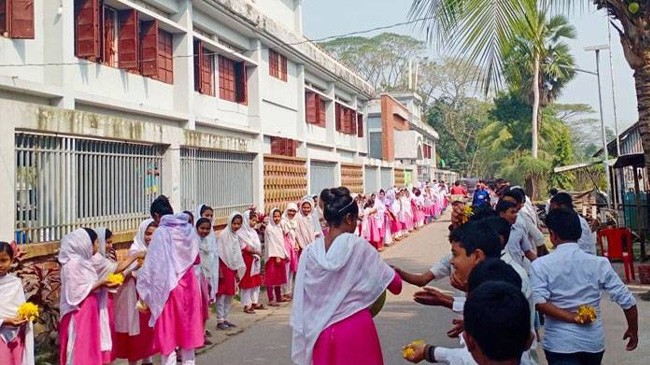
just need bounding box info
[113,220,158,365]
[59,228,119,365]
[264,208,289,306]
[215,212,246,330]
[237,210,264,314]
[282,204,300,300]
[0,241,34,365]
[136,196,204,365]
[295,198,316,255]
[291,187,402,365]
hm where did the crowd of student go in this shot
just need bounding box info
[291,181,639,365]
[0,179,640,365]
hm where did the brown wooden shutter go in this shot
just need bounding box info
[2,0,34,39]
[193,40,202,92]
[201,48,214,96]
[357,113,364,137]
[280,54,288,81]
[156,29,173,83]
[235,62,247,104]
[305,92,317,124]
[139,20,158,76]
[118,9,138,71]
[102,7,117,66]
[335,103,341,131]
[75,0,100,60]
[319,99,326,127]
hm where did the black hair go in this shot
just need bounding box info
[364,199,374,209]
[482,216,512,245]
[150,195,174,218]
[83,227,98,244]
[546,208,581,241]
[379,189,385,194]
[319,188,330,203]
[0,241,14,259]
[469,205,496,222]
[105,228,113,240]
[454,181,460,186]
[199,205,214,215]
[550,192,574,209]
[467,258,522,293]
[502,189,524,205]
[454,221,501,258]
[510,186,527,198]
[196,217,212,229]
[549,188,559,196]
[146,222,157,229]
[495,200,518,214]
[464,282,531,362]
[322,187,359,227]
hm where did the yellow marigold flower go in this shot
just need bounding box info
[106,273,125,285]
[576,305,597,324]
[17,302,39,322]
[402,340,425,359]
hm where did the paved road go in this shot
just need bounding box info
[197,216,650,365]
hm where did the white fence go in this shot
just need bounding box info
[15,132,164,243]
[180,148,254,220]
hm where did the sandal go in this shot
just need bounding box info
[268,301,280,307]
[243,306,256,314]
[253,303,267,310]
[224,321,237,328]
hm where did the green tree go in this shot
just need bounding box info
[409,0,650,173]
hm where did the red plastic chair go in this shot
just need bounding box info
[597,228,635,282]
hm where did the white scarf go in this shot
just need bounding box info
[282,203,299,241]
[216,212,246,278]
[196,231,219,301]
[295,199,316,250]
[237,210,262,276]
[59,228,112,352]
[137,213,199,327]
[265,208,289,260]
[0,274,35,365]
[115,219,152,335]
[290,233,395,365]
[91,227,118,281]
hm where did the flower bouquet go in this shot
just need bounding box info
[17,302,39,322]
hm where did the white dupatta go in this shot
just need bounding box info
[59,228,112,353]
[137,213,198,327]
[265,208,289,260]
[0,274,35,365]
[114,219,152,335]
[216,212,246,278]
[91,227,118,281]
[237,210,262,276]
[295,199,316,250]
[290,233,395,365]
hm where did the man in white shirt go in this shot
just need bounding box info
[548,192,596,255]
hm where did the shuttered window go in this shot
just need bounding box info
[269,49,287,81]
[118,9,138,71]
[102,6,118,67]
[270,137,297,157]
[357,113,364,138]
[139,20,158,76]
[194,40,214,96]
[305,92,318,125]
[0,0,34,39]
[219,56,247,104]
[335,102,360,135]
[319,99,326,127]
[75,0,100,60]
[156,30,173,84]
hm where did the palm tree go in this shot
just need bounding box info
[503,15,577,111]
[409,0,650,168]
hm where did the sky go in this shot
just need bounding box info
[302,0,638,136]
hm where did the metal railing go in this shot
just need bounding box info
[180,148,254,220]
[310,161,335,195]
[15,132,164,243]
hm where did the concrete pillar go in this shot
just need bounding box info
[326,82,335,142]
[173,0,195,130]
[253,134,265,213]
[296,64,306,141]
[49,0,75,109]
[162,129,182,211]
[248,40,263,130]
[0,103,16,239]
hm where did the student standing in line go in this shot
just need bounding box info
[264,208,289,307]
[237,211,264,314]
[214,212,246,330]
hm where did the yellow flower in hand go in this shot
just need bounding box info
[402,340,425,360]
[17,302,39,322]
[106,273,125,285]
[576,305,597,324]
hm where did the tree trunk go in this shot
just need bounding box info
[636,57,650,175]
[531,54,541,159]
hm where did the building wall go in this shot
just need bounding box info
[379,95,410,161]
[2,0,374,251]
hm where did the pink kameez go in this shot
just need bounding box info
[59,294,102,365]
[311,273,402,365]
[153,268,204,356]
